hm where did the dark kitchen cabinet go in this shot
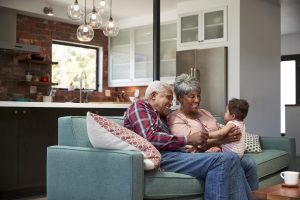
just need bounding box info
[18,108,58,189]
[0,106,126,198]
[0,108,18,192]
[0,107,59,197]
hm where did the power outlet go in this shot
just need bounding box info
[105,89,111,97]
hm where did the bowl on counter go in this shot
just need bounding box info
[14,98,33,102]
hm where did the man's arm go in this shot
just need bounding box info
[124,101,186,151]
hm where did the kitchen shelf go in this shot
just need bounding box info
[18,59,58,65]
[18,81,58,86]
[181,27,198,31]
[205,23,224,28]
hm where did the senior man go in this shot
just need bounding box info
[123,81,255,200]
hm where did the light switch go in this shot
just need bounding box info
[30,86,37,94]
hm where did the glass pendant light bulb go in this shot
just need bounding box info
[76,0,94,42]
[103,17,119,37]
[87,0,102,29]
[103,0,119,37]
[97,0,109,14]
[77,24,94,42]
[86,11,102,29]
[67,0,84,20]
[100,0,106,7]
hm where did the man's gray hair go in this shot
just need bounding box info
[173,73,201,99]
[144,81,171,100]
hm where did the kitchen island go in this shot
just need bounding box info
[0,101,130,199]
[0,101,131,108]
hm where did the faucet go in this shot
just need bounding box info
[79,71,87,103]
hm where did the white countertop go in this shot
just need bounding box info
[0,101,131,108]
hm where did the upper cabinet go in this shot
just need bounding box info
[160,23,177,82]
[109,22,176,87]
[177,6,227,48]
[134,26,153,81]
[110,29,131,83]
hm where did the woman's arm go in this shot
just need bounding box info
[207,123,241,146]
[209,123,236,139]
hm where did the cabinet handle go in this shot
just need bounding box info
[22,110,27,114]
[190,67,194,77]
[14,110,18,114]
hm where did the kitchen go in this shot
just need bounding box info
[0,0,283,198]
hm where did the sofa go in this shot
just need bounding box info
[47,116,296,200]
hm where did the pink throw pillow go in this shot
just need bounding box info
[86,112,161,170]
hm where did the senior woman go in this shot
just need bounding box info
[168,73,259,191]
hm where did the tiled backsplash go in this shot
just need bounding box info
[0,14,146,102]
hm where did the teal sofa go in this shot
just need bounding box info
[47,116,296,200]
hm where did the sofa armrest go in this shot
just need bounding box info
[47,145,144,200]
[260,136,296,170]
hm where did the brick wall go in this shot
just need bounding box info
[0,14,146,102]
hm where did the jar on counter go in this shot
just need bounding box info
[36,92,43,102]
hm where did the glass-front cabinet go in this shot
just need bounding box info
[134,26,153,80]
[110,29,131,84]
[178,6,227,47]
[160,23,177,82]
[109,22,176,87]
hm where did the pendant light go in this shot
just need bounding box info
[97,0,109,14]
[86,0,102,29]
[77,0,94,42]
[67,0,84,20]
[103,0,119,37]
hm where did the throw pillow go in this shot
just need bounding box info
[86,112,161,170]
[245,132,262,153]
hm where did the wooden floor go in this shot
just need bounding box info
[13,196,46,200]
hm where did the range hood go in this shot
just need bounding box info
[0,7,40,53]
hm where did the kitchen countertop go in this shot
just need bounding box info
[0,101,131,108]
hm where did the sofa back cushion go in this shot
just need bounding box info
[58,114,224,148]
[58,115,124,147]
[58,116,92,147]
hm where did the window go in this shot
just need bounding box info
[51,40,103,91]
[280,55,300,133]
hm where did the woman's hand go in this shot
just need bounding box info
[205,146,222,152]
[221,124,241,144]
[186,130,209,146]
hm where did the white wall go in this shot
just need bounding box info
[282,33,300,155]
[176,0,241,101]
[240,0,281,136]
[281,33,300,55]
[286,106,300,155]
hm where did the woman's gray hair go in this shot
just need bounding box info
[144,81,171,100]
[174,73,201,99]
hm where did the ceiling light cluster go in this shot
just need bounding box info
[67,0,119,42]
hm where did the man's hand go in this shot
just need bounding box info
[186,130,208,146]
[184,145,198,153]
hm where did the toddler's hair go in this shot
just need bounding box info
[228,98,249,121]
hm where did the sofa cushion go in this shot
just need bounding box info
[86,112,161,170]
[144,171,203,199]
[248,149,289,179]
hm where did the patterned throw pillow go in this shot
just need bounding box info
[86,112,161,170]
[245,132,262,153]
